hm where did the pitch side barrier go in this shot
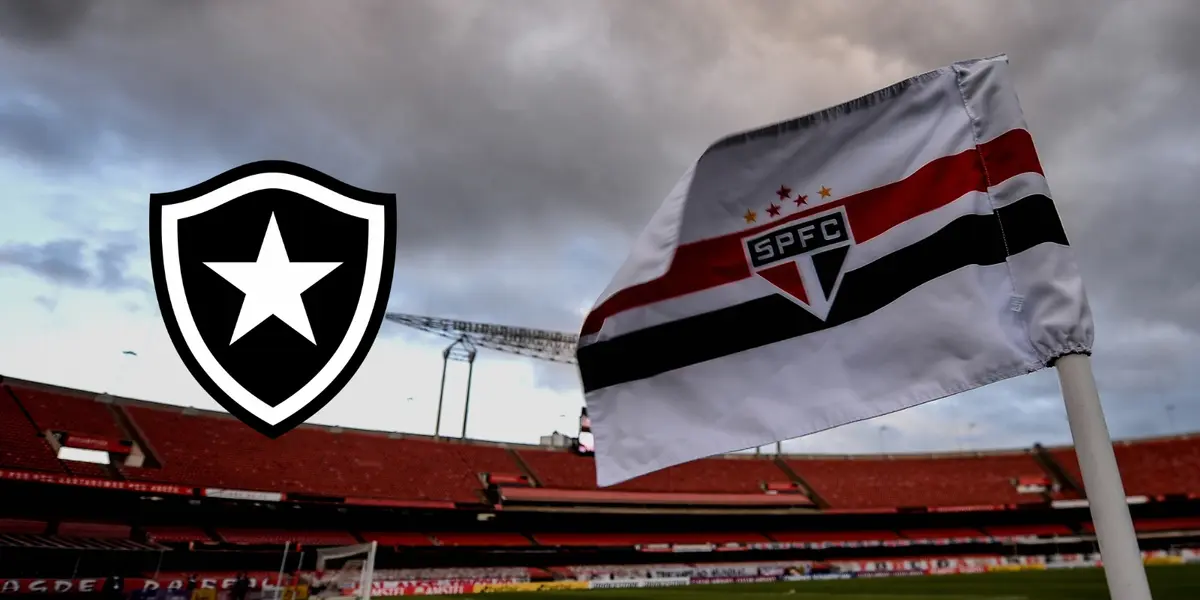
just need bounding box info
[453,552,1197,594]
[583,577,691,589]
[5,552,1195,596]
[586,572,928,590]
[473,581,590,593]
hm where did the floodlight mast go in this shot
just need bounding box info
[384,313,580,439]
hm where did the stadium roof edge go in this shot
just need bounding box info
[2,373,1194,460]
[0,372,545,450]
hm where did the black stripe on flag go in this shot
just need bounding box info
[578,194,1069,393]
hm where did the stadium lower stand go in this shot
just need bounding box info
[2,374,1200,597]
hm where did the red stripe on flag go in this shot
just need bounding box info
[581,129,1042,337]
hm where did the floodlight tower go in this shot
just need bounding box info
[384,313,578,438]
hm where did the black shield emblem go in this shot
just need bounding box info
[149,161,396,437]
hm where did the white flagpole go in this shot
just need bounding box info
[1055,354,1152,600]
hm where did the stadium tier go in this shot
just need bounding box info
[3,376,1200,511]
[4,373,1200,594]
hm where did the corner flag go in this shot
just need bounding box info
[576,55,1093,488]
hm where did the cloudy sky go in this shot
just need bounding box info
[0,0,1196,456]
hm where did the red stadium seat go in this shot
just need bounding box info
[57,522,131,539]
[786,452,1045,509]
[518,449,792,494]
[1132,517,1200,532]
[532,532,767,547]
[900,527,985,540]
[121,405,523,503]
[1050,436,1200,498]
[63,461,113,478]
[1079,517,1200,534]
[217,529,358,545]
[532,533,643,547]
[9,385,123,439]
[360,532,435,546]
[983,524,1072,537]
[0,386,62,472]
[768,530,899,543]
[144,526,213,543]
[429,533,531,547]
[0,518,47,535]
[4,375,1200,517]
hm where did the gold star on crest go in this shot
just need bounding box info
[743,209,757,224]
[818,186,832,198]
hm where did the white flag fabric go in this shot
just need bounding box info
[576,55,1093,488]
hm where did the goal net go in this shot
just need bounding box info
[314,542,378,600]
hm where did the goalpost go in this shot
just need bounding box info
[314,542,378,600]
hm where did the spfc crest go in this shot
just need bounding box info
[149,161,397,437]
[742,206,854,320]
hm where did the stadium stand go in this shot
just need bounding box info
[517,448,791,494]
[783,452,1046,509]
[1050,436,1200,498]
[56,522,132,539]
[899,528,985,540]
[0,386,62,472]
[360,532,436,546]
[429,533,532,547]
[1132,517,1200,532]
[1080,517,1200,534]
[120,404,519,503]
[143,526,212,543]
[8,384,124,439]
[0,518,47,535]
[534,532,770,546]
[3,373,1200,592]
[4,375,1200,511]
[768,530,899,543]
[982,524,1072,537]
[217,529,359,546]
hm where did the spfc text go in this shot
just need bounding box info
[745,211,850,268]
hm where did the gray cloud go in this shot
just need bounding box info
[1,0,1198,446]
[0,240,91,286]
[33,295,59,312]
[0,0,94,44]
[0,238,148,292]
[0,101,93,166]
